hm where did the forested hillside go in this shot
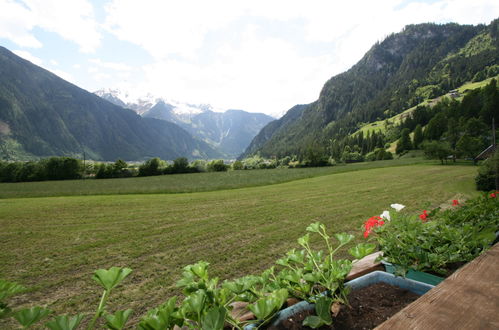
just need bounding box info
[245,20,499,159]
[0,47,222,161]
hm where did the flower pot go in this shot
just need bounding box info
[382,261,445,286]
[243,271,434,329]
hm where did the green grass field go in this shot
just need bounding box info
[0,163,478,327]
[0,158,431,199]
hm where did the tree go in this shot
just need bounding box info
[172,157,189,173]
[138,158,163,176]
[413,124,424,149]
[396,128,412,154]
[456,135,485,159]
[421,141,452,164]
[424,113,447,141]
[207,160,228,172]
[480,79,499,123]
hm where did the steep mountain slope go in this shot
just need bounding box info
[0,47,222,161]
[245,20,499,158]
[182,109,274,158]
[96,90,274,158]
[240,104,310,158]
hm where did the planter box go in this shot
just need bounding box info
[243,271,434,329]
[382,261,445,286]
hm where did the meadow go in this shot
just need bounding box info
[0,158,431,199]
[0,162,478,327]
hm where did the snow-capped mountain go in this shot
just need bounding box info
[94,88,274,158]
[94,88,221,120]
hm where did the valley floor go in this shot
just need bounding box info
[0,163,478,327]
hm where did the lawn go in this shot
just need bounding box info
[0,163,478,327]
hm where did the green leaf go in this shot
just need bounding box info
[92,267,132,291]
[186,290,207,316]
[138,297,180,330]
[104,309,133,330]
[200,306,226,330]
[13,306,52,328]
[348,243,376,259]
[0,279,25,301]
[45,314,85,330]
[190,261,210,280]
[248,289,287,321]
[314,296,332,325]
[297,233,310,247]
[303,315,324,328]
[306,222,322,234]
[334,233,354,246]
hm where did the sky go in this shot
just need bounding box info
[0,0,498,117]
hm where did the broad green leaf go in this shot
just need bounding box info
[334,233,354,246]
[138,297,180,330]
[297,233,310,247]
[104,309,133,330]
[248,289,287,321]
[92,267,132,291]
[348,243,376,259]
[200,306,226,330]
[248,297,273,320]
[186,290,207,316]
[314,296,332,325]
[13,306,52,328]
[306,222,322,233]
[303,315,324,328]
[190,261,210,280]
[45,314,85,330]
[0,280,25,301]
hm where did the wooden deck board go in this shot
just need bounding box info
[376,243,499,330]
[346,251,384,281]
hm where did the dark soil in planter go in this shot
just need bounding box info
[269,282,420,330]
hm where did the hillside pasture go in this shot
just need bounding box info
[0,164,477,327]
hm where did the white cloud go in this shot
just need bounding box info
[139,27,337,114]
[0,0,101,53]
[104,0,245,59]
[12,49,43,65]
[102,0,499,115]
[89,58,132,72]
[0,0,42,48]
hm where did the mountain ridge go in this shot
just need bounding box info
[243,20,499,158]
[0,46,223,161]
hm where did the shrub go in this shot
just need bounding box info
[475,151,499,191]
[207,160,228,172]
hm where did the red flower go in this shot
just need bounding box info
[491,192,497,198]
[452,199,459,206]
[419,210,428,222]
[363,216,385,238]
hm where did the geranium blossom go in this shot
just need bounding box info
[452,199,459,206]
[491,192,497,198]
[390,203,405,212]
[380,210,391,221]
[364,216,385,238]
[419,210,428,222]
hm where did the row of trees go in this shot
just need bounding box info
[0,157,81,183]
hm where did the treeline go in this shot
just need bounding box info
[0,157,81,182]
[0,156,233,183]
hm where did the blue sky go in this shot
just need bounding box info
[0,0,498,116]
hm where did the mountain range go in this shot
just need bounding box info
[242,19,499,158]
[0,47,222,161]
[94,89,274,158]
